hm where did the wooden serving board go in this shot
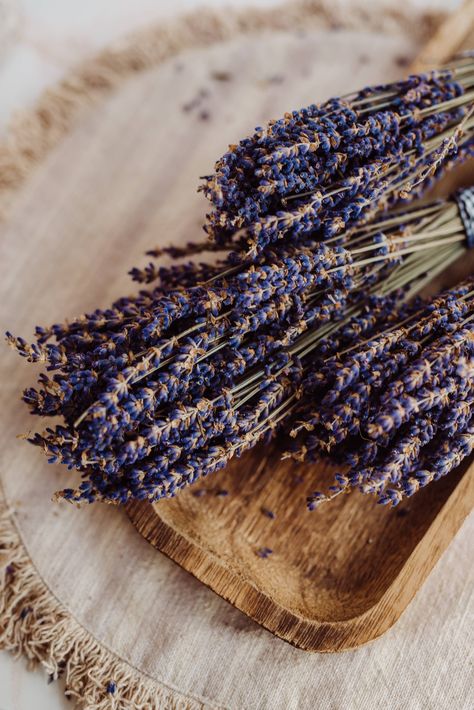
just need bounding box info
[125,4,474,652]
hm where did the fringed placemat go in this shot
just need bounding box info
[1,2,473,708]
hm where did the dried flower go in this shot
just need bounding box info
[201,57,474,260]
[6,55,474,509]
[299,277,474,508]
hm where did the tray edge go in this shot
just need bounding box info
[126,459,474,652]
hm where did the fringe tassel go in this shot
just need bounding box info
[0,500,204,709]
[0,0,443,219]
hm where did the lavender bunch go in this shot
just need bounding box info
[200,55,474,260]
[6,47,474,507]
[6,289,404,505]
[289,277,474,509]
[6,188,472,505]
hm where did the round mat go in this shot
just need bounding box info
[1,2,473,708]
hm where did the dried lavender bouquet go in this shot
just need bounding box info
[288,275,474,509]
[6,186,474,505]
[201,55,474,260]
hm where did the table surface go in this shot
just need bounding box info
[0,1,464,709]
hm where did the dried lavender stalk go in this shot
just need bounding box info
[6,195,471,505]
[295,278,474,509]
[6,57,474,507]
[201,57,474,260]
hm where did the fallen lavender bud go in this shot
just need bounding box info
[256,547,273,559]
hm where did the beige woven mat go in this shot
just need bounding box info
[1,2,473,708]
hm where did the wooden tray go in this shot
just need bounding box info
[127,3,474,652]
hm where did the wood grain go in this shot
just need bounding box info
[411,0,474,73]
[128,447,474,652]
[120,7,474,652]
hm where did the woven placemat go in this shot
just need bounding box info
[2,2,472,709]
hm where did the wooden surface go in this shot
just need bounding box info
[128,446,474,652]
[411,0,474,73]
[127,3,474,653]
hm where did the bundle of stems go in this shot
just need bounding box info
[288,277,474,508]
[6,186,474,505]
[200,55,474,260]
